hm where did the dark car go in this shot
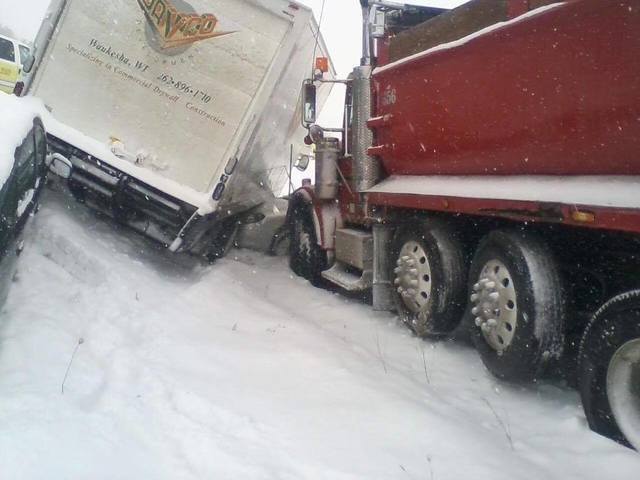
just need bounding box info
[0,109,47,306]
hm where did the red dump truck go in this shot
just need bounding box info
[290,0,640,449]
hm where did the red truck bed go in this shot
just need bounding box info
[370,0,640,177]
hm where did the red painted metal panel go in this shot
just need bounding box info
[371,0,640,177]
[507,0,530,18]
[367,191,640,235]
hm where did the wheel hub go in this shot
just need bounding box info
[394,241,432,314]
[471,259,518,353]
[607,337,640,450]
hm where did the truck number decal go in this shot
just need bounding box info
[381,85,397,107]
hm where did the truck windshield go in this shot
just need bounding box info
[0,37,15,62]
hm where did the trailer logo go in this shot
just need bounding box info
[137,0,234,54]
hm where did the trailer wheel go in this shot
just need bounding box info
[391,220,466,337]
[289,203,327,285]
[468,231,564,382]
[578,291,640,450]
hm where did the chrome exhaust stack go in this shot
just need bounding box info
[351,65,379,192]
[315,137,340,200]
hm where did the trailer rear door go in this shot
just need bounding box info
[31,0,292,195]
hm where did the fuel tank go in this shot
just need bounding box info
[370,0,640,176]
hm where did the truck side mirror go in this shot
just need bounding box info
[23,53,35,74]
[46,153,73,179]
[295,154,312,172]
[371,9,386,38]
[302,82,317,126]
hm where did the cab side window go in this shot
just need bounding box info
[0,38,15,62]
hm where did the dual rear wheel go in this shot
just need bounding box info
[391,225,564,381]
[391,222,638,449]
[391,221,466,337]
[467,231,565,382]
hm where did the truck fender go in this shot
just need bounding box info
[287,187,342,251]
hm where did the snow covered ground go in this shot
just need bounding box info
[1,186,639,480]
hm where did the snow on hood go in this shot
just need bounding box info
[0,92,47,188]
[1,91,212,210]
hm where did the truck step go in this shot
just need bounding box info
[321,261,372,292]
[335,228,373,271]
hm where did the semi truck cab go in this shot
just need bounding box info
[291,0,640,451]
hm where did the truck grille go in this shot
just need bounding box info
[47,134,198,246]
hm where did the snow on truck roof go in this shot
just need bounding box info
[0,91,45,187]
[375,2,565,75]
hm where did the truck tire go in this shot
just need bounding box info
[204,218,239,263]
[289,203,327,286]
[391,220,466,337]
[468,231,565,382]
[578,291,640,450]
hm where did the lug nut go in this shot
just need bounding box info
[485,281,496,289]
[394,278,400,286]
[394,267,402,274]
[397,287,404,294]
[396,258,403,266]
[473,283,481,292]
[475,317,483,327]
[470,293,479,302]
[481,323,491,333]
[487,318,498,328]
[471,306,480,315]
[489,292,500,301]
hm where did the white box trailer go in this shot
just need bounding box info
[26,0,333,255]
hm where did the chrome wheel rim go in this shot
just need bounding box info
[394,240,432,315]
[471,259,518,353]
[607,337,640,450]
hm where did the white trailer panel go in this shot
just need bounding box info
[27,0,334,251]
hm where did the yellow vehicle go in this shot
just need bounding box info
[0,34,30,94]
